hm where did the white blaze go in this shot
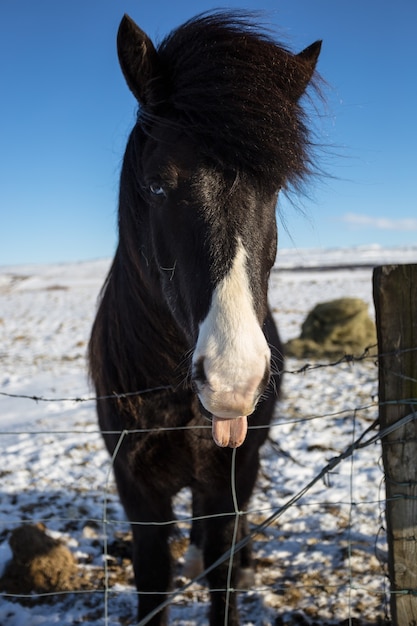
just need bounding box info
[193,239,270,426]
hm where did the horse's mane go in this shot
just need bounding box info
[140,11,320,189]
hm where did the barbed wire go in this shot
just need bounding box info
[1,345,416,407]
[0,385,174,404]
[0,400,415,440]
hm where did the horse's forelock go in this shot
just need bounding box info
[138,11,320,188]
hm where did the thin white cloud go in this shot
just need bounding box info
[341,212,417,231]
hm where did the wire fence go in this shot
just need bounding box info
[1,347,416,625]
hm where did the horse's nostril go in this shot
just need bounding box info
[198,398,212,419]
[192,357,207,385]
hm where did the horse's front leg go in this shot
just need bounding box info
[114,468,174,625]
[200,448,261,626]
[201,494,250,626]
[131,514,173,626]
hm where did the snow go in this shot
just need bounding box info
[0,244,415,625]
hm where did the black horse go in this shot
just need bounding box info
[89,11,321,625]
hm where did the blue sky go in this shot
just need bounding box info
[1,1,416,265]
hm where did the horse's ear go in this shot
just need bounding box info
[117,14,159,105]
[291,40,322,101]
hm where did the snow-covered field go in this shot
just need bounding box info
[0,244,415,625]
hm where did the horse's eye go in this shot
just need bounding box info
[149,183,167,197]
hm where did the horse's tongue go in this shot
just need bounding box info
[212,416,248,448]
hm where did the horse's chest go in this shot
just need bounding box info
[124,394,210,490]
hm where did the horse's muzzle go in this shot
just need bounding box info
[193,357,270,447]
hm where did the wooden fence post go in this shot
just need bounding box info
[373,264,417,626]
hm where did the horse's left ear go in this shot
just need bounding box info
[291,40,322,100]
[117,14,160,105]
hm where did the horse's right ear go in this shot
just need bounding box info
[117,14,159,105]
[290,40,322,101]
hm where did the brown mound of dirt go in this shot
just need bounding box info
[284,297,377,359]
[0,523,77,594]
